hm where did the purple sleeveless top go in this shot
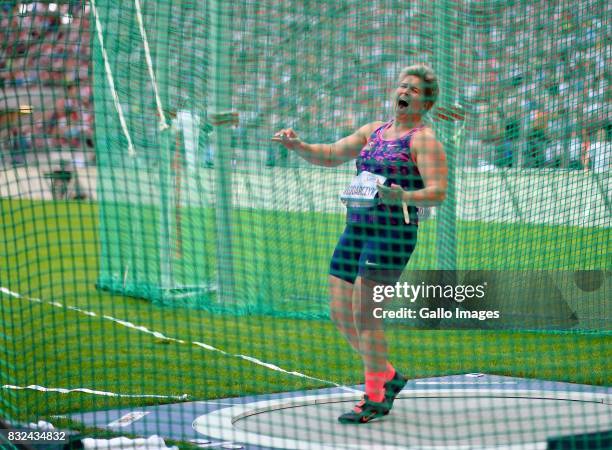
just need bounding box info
[348,121,425,226]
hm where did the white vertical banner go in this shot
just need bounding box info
[174,110,201,170]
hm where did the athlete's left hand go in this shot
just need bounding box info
[377,181,405,205]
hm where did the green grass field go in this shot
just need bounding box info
[1,198,610,425]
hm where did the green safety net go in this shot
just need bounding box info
[0,0,610,448]
[91,0,609,319]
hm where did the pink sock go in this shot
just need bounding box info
[385,362,396,380]
[365,371,386,402]
[365,363,396,403]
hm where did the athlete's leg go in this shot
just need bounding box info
[337,275,396,423]
[354,224,417,402]
[352,274,394,408]
[353,275,388,373]
[329,224,364,352]
[329,274,360,352]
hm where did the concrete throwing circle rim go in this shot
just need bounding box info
[192,388,611,450]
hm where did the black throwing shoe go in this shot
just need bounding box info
[338,395,390,424]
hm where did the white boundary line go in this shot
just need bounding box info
[134,0,169,131]
[0,286,361,395]
[193,389,611,450]
[2,384,188,400]
[90,0,135,156]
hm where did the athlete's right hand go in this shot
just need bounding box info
[271,128,303,150]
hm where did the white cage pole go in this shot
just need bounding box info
[208,0,235,304]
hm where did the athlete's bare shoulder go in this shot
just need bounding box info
[414,126,436,140]
[413,126,439,147]
[357,121,386,139]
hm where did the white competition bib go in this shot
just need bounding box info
[417,206,434,221]
[340,171,387,208]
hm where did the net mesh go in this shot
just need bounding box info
[0,0,610,447]
[92,0,609,317]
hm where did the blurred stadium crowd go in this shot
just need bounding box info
[462,0,610,170]
[0,0,609,170]
[1,1,92,167]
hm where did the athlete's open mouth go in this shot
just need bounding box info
[398,99,409,108]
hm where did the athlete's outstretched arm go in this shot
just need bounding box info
[272,122,382,167]
[377,128,448,206]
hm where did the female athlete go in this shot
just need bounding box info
[272,63,447,424]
